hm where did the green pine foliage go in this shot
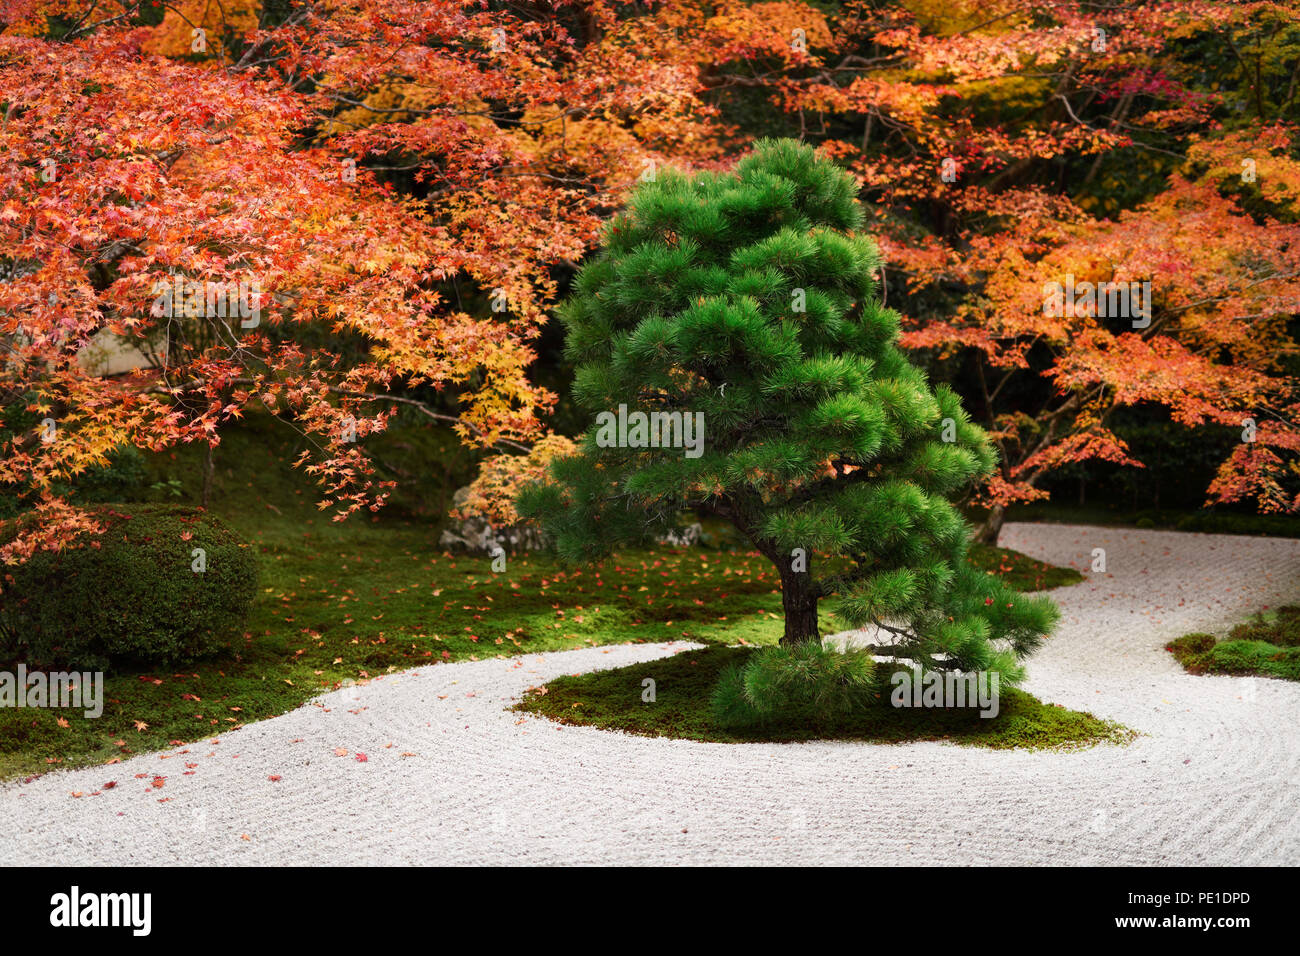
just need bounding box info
[712,642,878,728]
[520,139,1058,686]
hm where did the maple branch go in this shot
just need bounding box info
[1159,272,1300,317]
[63,2,143,40]
[322,388,532,454]
[140,378,532,454]
[1054,94,1183,160]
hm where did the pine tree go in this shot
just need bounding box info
[520,139,1058,684]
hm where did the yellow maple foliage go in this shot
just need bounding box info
[143,0,261,60]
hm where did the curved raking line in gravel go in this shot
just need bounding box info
[2,523,1298,866]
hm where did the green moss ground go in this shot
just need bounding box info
[1167,605,1300,682]
[963,541,1082,590]
[514,645,1134,750]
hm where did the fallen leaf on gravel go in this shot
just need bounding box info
[355,753,368,762]
[268,775,281,782]
[333,747,348,757]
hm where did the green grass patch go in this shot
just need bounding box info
[965,542,1083,590]
[0,525,791,780]
[0,417,1086,780]
[513,645,1134,750]
[1166,605,1300,682]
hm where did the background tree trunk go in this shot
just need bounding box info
[201,442,215,509]
[976,504,1005,545]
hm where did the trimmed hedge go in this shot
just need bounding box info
[0,505,257,671]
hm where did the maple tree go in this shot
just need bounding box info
[3,0,1297,576]
[450,431,576,531]
[0,0,727,567]
[683,0,1300,538]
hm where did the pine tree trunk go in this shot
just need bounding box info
[976,504,1004,546]
[779,568,820,646]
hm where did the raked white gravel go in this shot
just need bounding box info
[3,522,1299,866]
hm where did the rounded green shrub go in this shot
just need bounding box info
[0,505,258,671]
